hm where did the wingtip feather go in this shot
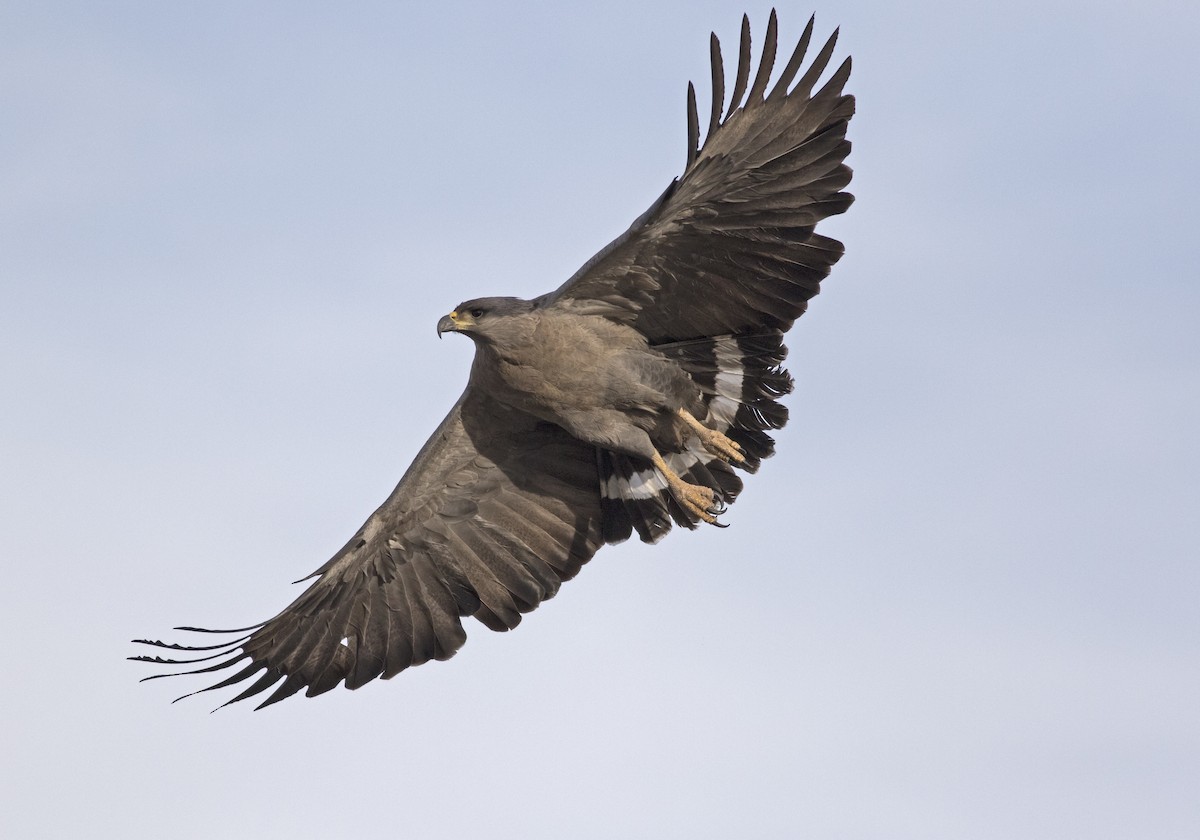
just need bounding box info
[723,14,752,121]
[769,14,814,100]
[707,31,724,144]
[686,81,699,169]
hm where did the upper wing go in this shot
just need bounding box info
[132,388,605,709]
[540,12,854,343]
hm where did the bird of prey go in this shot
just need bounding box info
[133,11,855,709]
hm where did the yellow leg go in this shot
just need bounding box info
[677,408,745,464]
[651,450,721,524]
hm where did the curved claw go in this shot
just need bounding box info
[651,448,730,527]
[675,482,725,525]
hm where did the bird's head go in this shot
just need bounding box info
[437,296,535,344]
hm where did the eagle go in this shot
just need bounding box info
[133,11,855,709]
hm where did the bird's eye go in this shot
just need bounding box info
[469,308,485,319]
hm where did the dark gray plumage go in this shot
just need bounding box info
[132,11,855,709]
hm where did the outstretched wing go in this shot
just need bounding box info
[132,388,605,709]
[541,12,854,343]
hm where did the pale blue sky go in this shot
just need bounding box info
[2,2,1198,838]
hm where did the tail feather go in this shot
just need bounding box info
[662,330,794,473]
[599,330,789,544]
[598,450,673,544]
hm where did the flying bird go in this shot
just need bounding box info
[133,10,855,709]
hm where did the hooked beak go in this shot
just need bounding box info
[436,312,460,339]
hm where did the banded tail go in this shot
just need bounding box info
[599,330,794,544]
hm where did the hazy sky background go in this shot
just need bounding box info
[2,2,1197,838]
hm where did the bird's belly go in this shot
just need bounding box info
[492,357,607,419]
[474,314,698,439]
